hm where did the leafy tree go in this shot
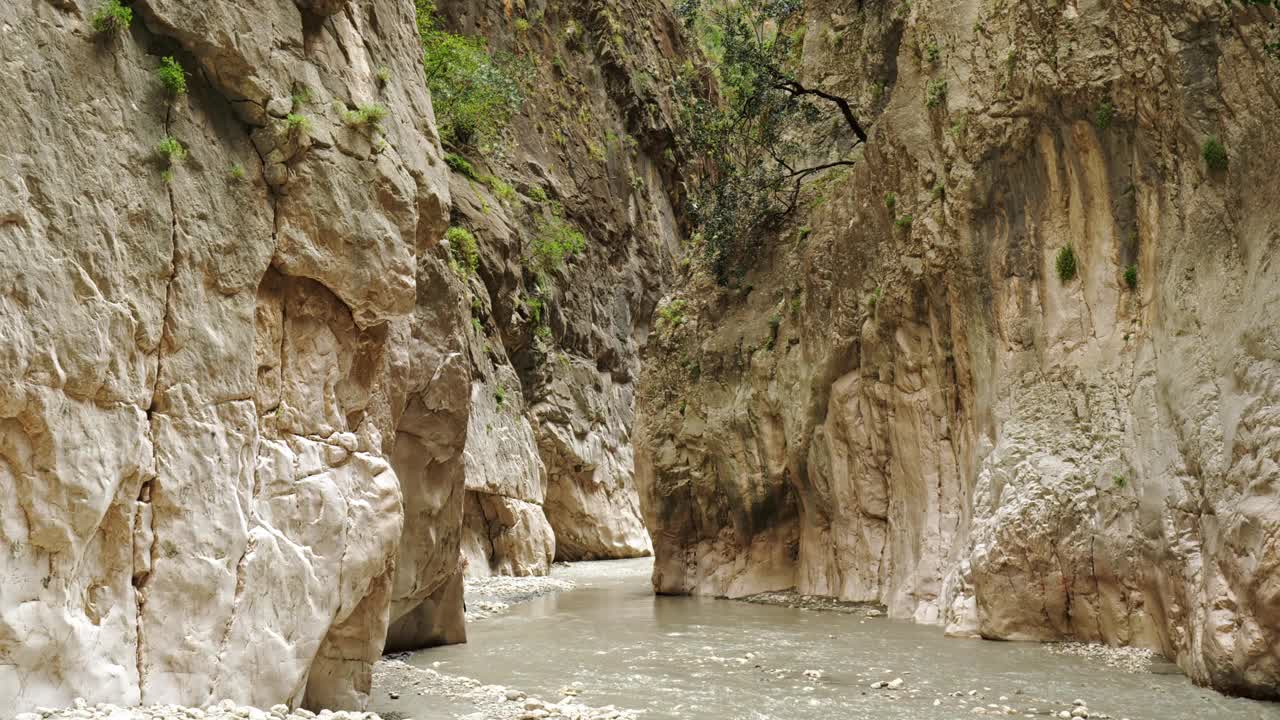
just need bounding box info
[416,0,525,148]
[674,0,868,284]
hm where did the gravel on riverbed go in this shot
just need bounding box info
[1047,642,1157,673]
[464,573,576,621]
[738,589,887,616]
[15,698,379,720]
[373,657,640,720]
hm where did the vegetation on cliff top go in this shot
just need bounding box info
[673,0,868,284]
[416,0,526,149]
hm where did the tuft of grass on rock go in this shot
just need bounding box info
[1202,137,1228,172]
[1056,245,1078,283]
[90,0,132,35]
[156,136,186,166]
[156,56,188,96]
[1123,263,1138,290]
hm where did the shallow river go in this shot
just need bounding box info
[397,558,1280,720]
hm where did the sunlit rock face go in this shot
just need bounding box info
[0,0,464,712]
[637,0,1280,700]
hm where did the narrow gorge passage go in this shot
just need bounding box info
[371,560,1280,720]
[6,0,1280,718]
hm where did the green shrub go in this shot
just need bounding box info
[925,78,948,108]
[925,42,941,64]
[527,185,548,203]
[482,174,517,202]
[514,17,531,33]
[895,214,913,229]
[156,57,188,96]
[1094,100,1115,129]
[418,1,526,148]
[90,0,132,34]
[285,113,311,134]
[160,169,174,184]
[494,385,507,406]
[229,164,247,181]
[657,299,687,329]
[766,313,782,350]
[445,152,477,178]
[867,286,882,309]
[471,316,482,333]
[534,324,552,340]
[445,226,479,276]
[1123,263,1138,290]
[156,137,186,166]
[342,103,389,128]
[1055,245,1078,282]
[530,207,586,276]
[524,296,544,325]
[291,86,312,109]
[884,192,896,211]
[1113,476,1127,489]
[376,66,392,86]
[1202,137,1228,172]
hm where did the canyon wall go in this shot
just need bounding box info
[433,0,686,577]
[0,0,467,711]
[637,0,1280,700]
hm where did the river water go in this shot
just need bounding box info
[395,558,1280,720]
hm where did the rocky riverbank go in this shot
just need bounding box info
[369,659,638,720]
[463,573,577,622]
[14,699,382,720]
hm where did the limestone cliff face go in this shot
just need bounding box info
[637,0,1280,699]
[1,0,465,712]
[432,0,686,576]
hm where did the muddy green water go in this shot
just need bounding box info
[403,559,1280,720]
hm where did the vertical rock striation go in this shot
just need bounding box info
[0,0,463,712]
[426,0,690,576]
[637,0,1280,699]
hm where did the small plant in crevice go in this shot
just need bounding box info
[1202,137,1229,172]
[657,299,688,331]
[285,113,311,135]
[514,17,531,33]
[229,164,247,181]
[156,136,186,166]
[1123,263,1138,290]
[797,226,812,241]
[884,192,896,211]
[766,313,782,350]
[932,182,945,201]
[925,41,941,65]
[895,214,913,229]
[1055,245,1078,283]
[866,286,883,310]
[291,85,313,109]
[376,66,392,86]
[1094,100,1115,130]
[925,78,948,109]
[160,169,174,185]
[156,56,188,96]
[471,316,482,333]
[527,184,548,203]
[90,0,132,35]
[342,103,389,129]
[494,385,507,407]
[534,324,553,341]
[529,205,586,278]
[445,226,479,277]
[445,152,477,179]
[1113,475,1128,489]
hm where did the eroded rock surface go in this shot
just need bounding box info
[430,0,682,575]
[1,0,460,712]
[637,0,1280,699]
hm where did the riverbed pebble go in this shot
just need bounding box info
[14,701,384,720]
